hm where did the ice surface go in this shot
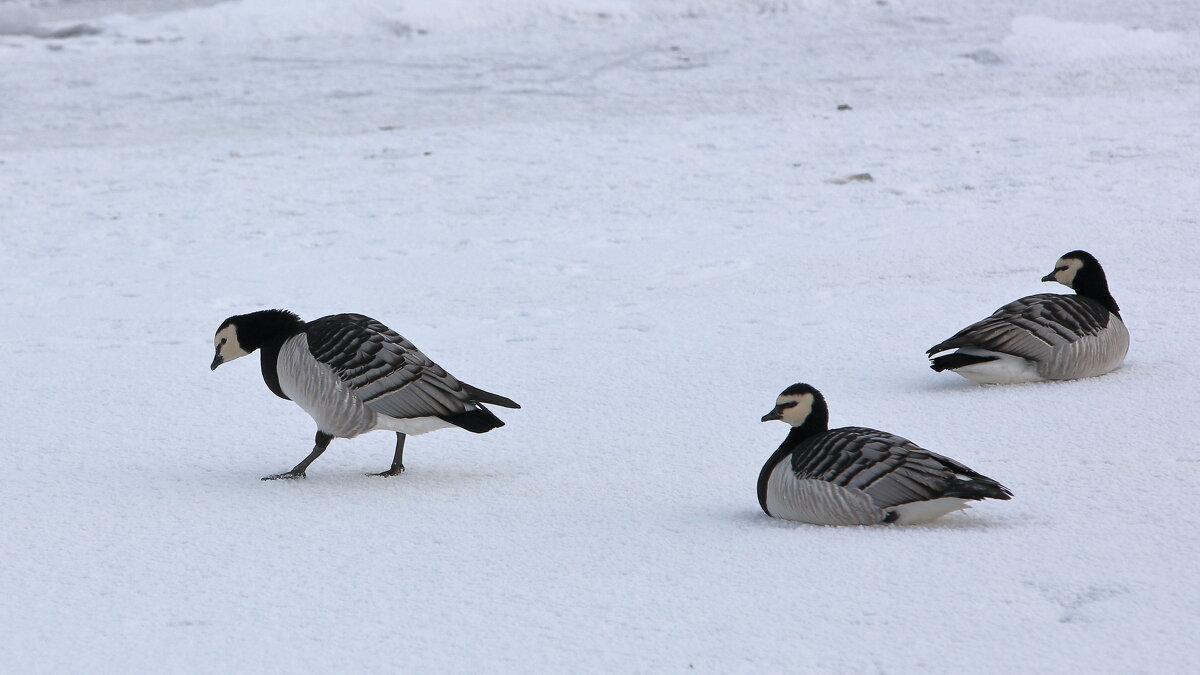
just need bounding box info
[1,0,1198,672]
[1004,15,1182,62]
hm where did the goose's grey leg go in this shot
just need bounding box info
[262,431,333,481]
[368,433,407,477]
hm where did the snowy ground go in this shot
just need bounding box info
[2,0,1199,672]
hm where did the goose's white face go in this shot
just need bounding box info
[767,393,814,427]
[1048,256,1084,288]
[211,324,249,370]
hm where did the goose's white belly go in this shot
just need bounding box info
[950,350,1043,385]
[373,414,455,435]
[889,497,971,525]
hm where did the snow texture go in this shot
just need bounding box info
[2,0,1198,672]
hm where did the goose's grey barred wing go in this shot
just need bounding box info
[790,427,1010,508]
[304,314,476,419]
[927,293,1112,360]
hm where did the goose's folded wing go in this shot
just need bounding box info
[790,428,958,509]
[926,294,1112,360]
[304,314,474,419]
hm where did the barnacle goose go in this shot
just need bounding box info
[758,383,1011,525]
[927,250,1128,384]
[211,310,520,480]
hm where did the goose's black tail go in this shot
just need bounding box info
[944,476,1013,501]
[930,353,998,372]
[440,406,507,433]
[463,383,521,409]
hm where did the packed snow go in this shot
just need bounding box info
[2,0,1198,672]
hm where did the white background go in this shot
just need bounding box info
[2,1,1197,672]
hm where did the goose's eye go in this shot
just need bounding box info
[779,401,799,410]
[1057,266,1068,272]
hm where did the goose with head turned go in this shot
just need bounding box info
[927,250,1128,384]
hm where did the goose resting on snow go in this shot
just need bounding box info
[211,310,519,480]
[927,250,1128,384]
[758,383,1011,525]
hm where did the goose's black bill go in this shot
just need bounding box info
[761,406,785,422]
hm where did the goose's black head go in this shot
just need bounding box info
[760,382,830,434]
[211,309,304,370]
[1040,250,1119,315]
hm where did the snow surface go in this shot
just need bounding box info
[2,0,1199,672]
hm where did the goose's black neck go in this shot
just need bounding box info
[260,342,290,400]
[756,407,830,516]
[1066,251,1120,317]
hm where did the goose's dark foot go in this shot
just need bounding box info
[262,431,332,481]
[367,433,407,477]
[367,465,405,477]
[262,470,306,481]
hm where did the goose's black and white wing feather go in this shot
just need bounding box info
[927,293,1111,362]
[790,427,1011,510]
[304,314,477,419]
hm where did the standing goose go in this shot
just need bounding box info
[758,383,1011,525]
[211,310,520,480]
[927,250,1128,384]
